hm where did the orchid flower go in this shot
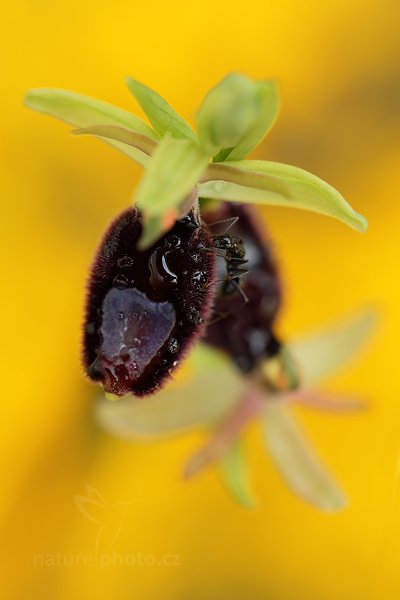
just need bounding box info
[24,74,371,510]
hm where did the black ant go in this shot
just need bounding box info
[204,217,250,323]
[211,233,249,298]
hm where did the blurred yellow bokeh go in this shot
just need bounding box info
[1,0,400,598]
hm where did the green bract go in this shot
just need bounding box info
[135,134,209,247]
[24,74,368,246]
[197,74,279,160]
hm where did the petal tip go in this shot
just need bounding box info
[23,89,37,108]
[319,493,348,512]
[352,212,368,233]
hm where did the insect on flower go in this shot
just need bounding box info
[24,73,370,509]
[203,202,283,375]
[210,231,248,298]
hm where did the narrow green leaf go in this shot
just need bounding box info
[95,346,244,438]
[263,401,346,511]
[288,309,377,387]
[202,162,290,197]
[135,134,209,247]
[196,74,279,159]
[197,159,368,232]
[24,88,158,167]
[218,440,258,509]
[73,125,157,157]
[197,180,282,206]
[126,77,197,141]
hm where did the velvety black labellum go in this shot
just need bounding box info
[83,207,216,396]
[203,202,281,373]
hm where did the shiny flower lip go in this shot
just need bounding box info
[83,205,216,396]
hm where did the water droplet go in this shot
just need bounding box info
[149,248,178,289]
[186,306,202,324]
[172,360,179,368]
[191,253,201,264]
[168,338,179,354]
[117,311,124,320]
[191,269,208,291]
[117,255,134,268]
[213,182,224,194]
[113,274,129,288]
[165,234,181,249]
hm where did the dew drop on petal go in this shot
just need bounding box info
[113,274,129,288]
[117,255,134,269]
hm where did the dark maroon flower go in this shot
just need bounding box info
[203,202,282,373]
[83,206,216,397]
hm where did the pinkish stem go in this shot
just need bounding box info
[184,383,266,479]
[285,389,367,412]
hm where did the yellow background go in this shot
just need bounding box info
[1,0,400,598]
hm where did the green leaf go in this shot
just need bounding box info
[223,80,279,161]
[24,88,158,167]
[263,401,346,511]
[135,134,209,247]
[197,159,368,232]
[126,77,197,141]
[202,162,290,197]
[218,440,258,509]
[73,125,157,157]
[197,180,283,208]
[196,74,279,159]
[288,309,377,387]
[95,345,244,438]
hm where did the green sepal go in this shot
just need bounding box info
[289,309,377,386]
[135,134,209,248]
[263,401,346,511]
[24,88,158,167]
[218,440,258,509]
[95,345,244,437]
